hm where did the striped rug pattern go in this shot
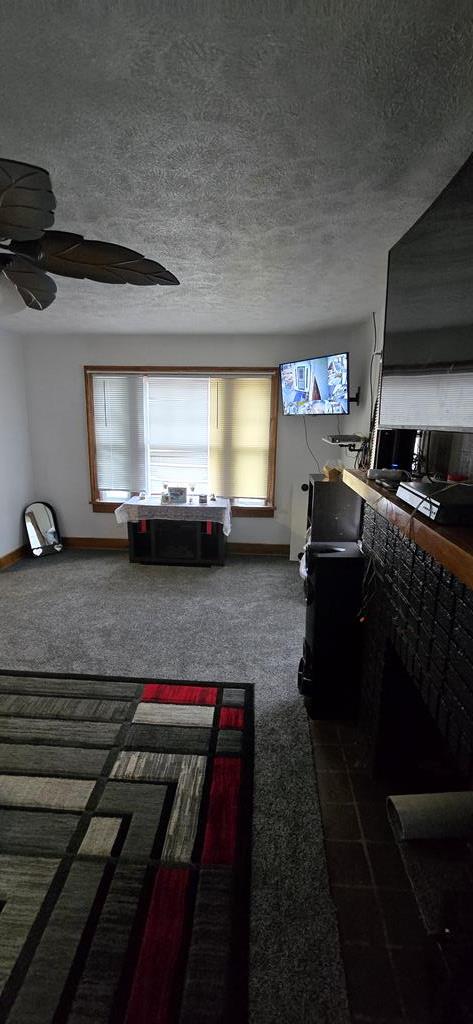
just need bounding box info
[0,671,253,1023]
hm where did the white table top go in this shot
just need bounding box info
[115,495,232,535]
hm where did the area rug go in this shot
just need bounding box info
[0,670,253,1024]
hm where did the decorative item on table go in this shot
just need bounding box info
[168,486,187,504]
[199,494,208,504]
[138,490,147,500]
[209,493,216,502]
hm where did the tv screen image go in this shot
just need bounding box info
[280,352,349,415]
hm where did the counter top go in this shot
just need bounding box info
[342,468,473,590]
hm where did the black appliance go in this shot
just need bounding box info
[298,541,364,719]
[304,474,362,542]
[395,480,473,525]
[374,429,418,475]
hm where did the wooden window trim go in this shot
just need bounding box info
[84,366,279,518]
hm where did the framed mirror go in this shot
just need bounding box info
[24,502,63,557]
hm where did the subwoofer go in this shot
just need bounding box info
[298,541,364,719]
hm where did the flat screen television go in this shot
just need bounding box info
[280,352,349,415]
[379,153,473,432]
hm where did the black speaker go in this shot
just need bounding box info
[298,541,364,719]
[306,475,362,542]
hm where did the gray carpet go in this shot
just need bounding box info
[0,551,349,1024]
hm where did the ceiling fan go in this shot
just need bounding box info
[0,157,179,312]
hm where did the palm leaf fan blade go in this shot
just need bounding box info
[11,231,179,285]
[0,158,56,240]
[0,254,56,310]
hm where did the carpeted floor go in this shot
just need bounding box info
[0,551,349,1024]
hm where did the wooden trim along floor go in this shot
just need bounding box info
[227,542,290,556]
[0,539,290,567]
[0,545,28,570]
[62,537,290,557]
[63,537,128,550]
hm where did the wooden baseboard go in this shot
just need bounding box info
[0,544,28,570]
[63,537,289,557]
[63,537,129,550]
[227,542,290,556]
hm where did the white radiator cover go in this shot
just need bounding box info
[289,484,308,561]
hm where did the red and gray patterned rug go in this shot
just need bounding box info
[0,670,253,1023]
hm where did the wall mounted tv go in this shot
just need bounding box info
[379,153,473,433]
[280,352,349,415]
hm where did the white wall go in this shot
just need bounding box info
[22,320,375,544]
[0,329,34,556]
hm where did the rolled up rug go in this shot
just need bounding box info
[387,791,473,841]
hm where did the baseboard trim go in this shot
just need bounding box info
[63,537,289,557]
[63,537,128,550]
[227,542,290,556]
[0,544,28,570]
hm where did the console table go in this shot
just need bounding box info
[115,496,231,566]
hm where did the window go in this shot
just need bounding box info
[146,376,210,493]
[85,367,278,516]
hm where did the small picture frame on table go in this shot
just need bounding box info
[168,486,187,504]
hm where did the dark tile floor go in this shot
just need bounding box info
[310,718,435,1024]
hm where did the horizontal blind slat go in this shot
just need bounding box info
[91,372,274,501]
[209,376,272,498]
[92,375,146,491]
[380,372,473,430]
[147,376,209,490]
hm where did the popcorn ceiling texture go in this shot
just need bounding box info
[0,0,473,335]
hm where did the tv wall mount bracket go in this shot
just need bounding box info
[350,386,361,406]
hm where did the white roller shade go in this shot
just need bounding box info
[146,376,209,491]
[379,370,473,431]
[92,375,145,493]
[209,376,272,498]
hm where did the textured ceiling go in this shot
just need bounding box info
[1,0,473,335]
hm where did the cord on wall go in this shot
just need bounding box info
[303,416,321,473]
[365,311,384,470]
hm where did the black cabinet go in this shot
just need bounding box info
[298,477,364,719]
[128,519,225,566]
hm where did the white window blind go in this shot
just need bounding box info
[92,375,145,495]
[380,370,473,431]
[146,376,209,491]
